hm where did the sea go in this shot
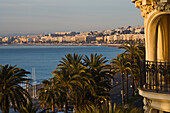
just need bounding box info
[0,45,124,83]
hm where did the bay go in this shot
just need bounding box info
[0,45,124,83]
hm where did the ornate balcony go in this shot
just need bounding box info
[140,60,170,93]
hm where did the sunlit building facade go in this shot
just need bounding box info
[132,0,170,113]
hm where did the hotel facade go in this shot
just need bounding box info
[132,0,170,113]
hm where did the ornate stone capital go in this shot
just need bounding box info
[132,0,170,18]
[155,2,170,11]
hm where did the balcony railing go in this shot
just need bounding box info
[140,60,170,93]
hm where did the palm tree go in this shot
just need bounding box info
[130,63,140,92]
[119,41,144,96]
[0,64,31,113]
[19,100,47,113]
[71,77,95,113]
[19,101,38,113]
[125,71,130,101]
[57,53,85,71]
[111,54,131,104]
[38,79,60,112]
[53,53,112,112]
[123,54,131,101]
[55,53,89,112]
[52,68,83,113]
[83,53,113,106]
[77,102,142,113]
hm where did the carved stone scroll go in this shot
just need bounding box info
[132,0,170,18]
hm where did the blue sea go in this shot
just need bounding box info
[0,45,124,83]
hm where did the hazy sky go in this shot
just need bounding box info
[0,0,143,35]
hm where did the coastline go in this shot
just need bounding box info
[0,43,121,47]
[1,43,122,98]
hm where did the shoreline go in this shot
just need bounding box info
[0,43,121,47]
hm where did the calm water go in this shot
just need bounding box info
[0,45,124,82]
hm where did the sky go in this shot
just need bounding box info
[0,0,143,35]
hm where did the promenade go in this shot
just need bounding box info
[0,43,121,47]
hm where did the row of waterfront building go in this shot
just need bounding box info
[0,26,144,44]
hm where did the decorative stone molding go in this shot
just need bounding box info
[155,2,170,11]
[141,5,154,17]
[146,98,152,107]
[139,89,170,112]
[132,0,170,18]
[143,98,152,113]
